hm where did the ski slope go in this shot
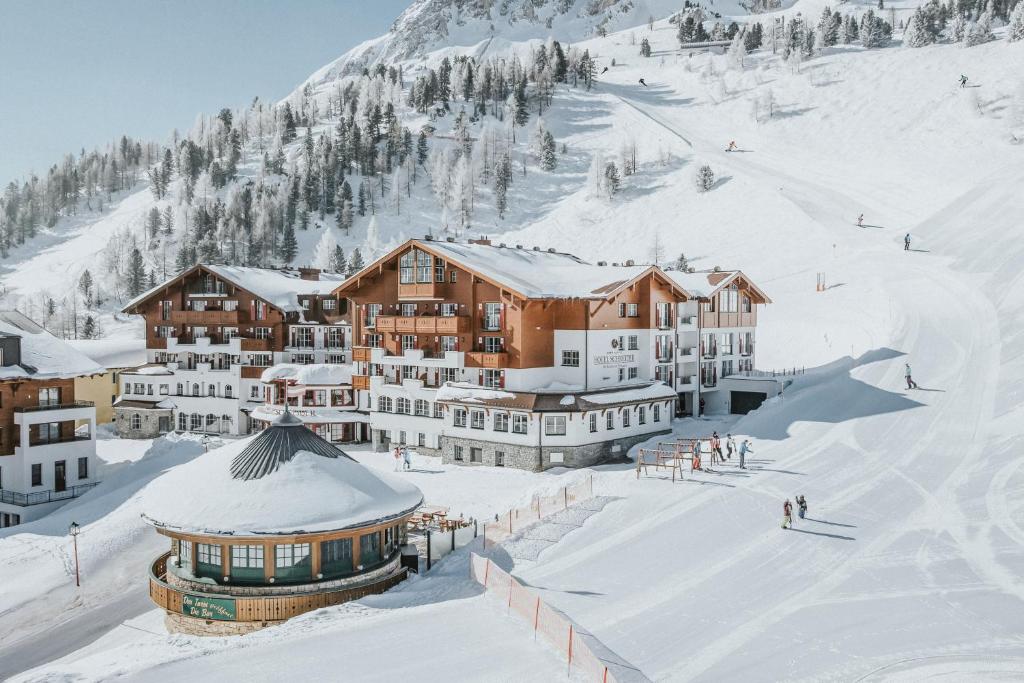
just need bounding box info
[7,6,1024,681]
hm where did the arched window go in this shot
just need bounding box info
[208,384,216,397]
[190,413,202,430]
[178,413,187,430]
[130,413,142,430]
[192,383,200,397]
[224,385,233,398]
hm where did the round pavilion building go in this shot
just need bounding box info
[144,410,423,636]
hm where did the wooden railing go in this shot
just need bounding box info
[352,375,371,391]
[352,346,373,362]
[241,338,272,351]
[465,352,509,368]
[375,316,469,334]
[170,310,240,324]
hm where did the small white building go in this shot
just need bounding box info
[250,363,369,444]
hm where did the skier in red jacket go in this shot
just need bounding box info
[782,499,793,529]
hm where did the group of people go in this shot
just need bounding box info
[392,444,413,471]
[782,495,808,529]
[697,431,753,470]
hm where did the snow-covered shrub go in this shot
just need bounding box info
[964,11,994,46]
[949,13,967,42]
[694,164,715,192]
[1010,1,1024,41]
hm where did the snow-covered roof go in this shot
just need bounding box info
[124,264,346,315]
[142,413,422,535]
[123,364,173,376]
[250,405,369,425]
[436,381,677,412]
[663,269,771,303]
[578,382,678,406]
[0,311,106,380]
[260,363,354,385]
[435,382,515,403]
[65,338,147,370]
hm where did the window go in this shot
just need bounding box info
[618,302,626,317]
[440,336,459,352]
[323,298,336,311]
[191,383,200,396]
[366,333,383,349]
[441,368,458,383]
[638,406,647,424]
[401,335,417,351]
[627,303,639,317]
[449,270,457,283]
[377,396,392,412]
[656,334,673,361]
[401,365,417,380]
[495,451,505,467]
[483,336,504,353]
[470,410,484,429]
[440,303,458,317]
[291,327,314,348]
[39,387,60,406]
[327,327,345,348]
[395,397,411,414]
[494,413,509,432]
[401,303,416,317]
[249,353,273,367]
[628,336,639,351]
[178,413,187,430]
[435,261,446,282]
[35,422,60,444]
[453,445,464,461]
[320,538,352,577]
[470,447,482,463]
[701,333,717,358]
[190,413,202,430]
[196,543,222,578]
[130,414,142,430]
[482,303,501,330]
[628,367,638,380]
[252,327,272,340]
[159,384,169,395]
[561,350,580,367]
[231,545,264,582]
[434,403,444,419]
[606,412,614,430]
[223,300,238,312]
[544,416,567,436]
[589,413,598,433]
[742,294,752,314]
[160,300,172,320]
[622,409,631,427]
[701,362,717,387]
[360,531,382,566]
[365,303,382,327]
[722,285,739,313]
[275,543,312,581]
[720,333,734,356]
[250,385,261,399]
[400,250,415,284]
[656,302,672,328]
[223,327,238,340]
[179,540,192,567]
[146,384,154,395]
[31,463,42,487]
[654,404,661,422]
[418,432,425,447]
[618,368,625,382]
[454,408,467,427]
[416,250,433,283]
[512,414,528,434]
[78,456,88,479]
[291,353,314,365]
[722,360,735,377]
[482,369,503,389]
[414,399,429,416]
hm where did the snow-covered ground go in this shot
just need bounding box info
[4,3,1024,680]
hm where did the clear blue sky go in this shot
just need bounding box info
[0,0,410,187]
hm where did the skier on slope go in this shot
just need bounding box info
[726,433,736,460]
[726,141,737,152]
[692,440,703,471]
[711,431,723,465]
[782,499,794,529]
[601,66,609,74]
[738,438,752,469]
[796,494,808,520]
[904,233,911,251]
[960,74,969,88]
[857,213,864,227]
[905,362,918,390]
[639,78,648,87]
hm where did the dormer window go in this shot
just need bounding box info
[400,248,434,284]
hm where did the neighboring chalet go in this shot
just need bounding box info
[251,363,368,444]
[67,339,147,425]
[333,237,762,469]
[0,311,104,528]
[117,264,349,438]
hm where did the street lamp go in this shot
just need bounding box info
[69,521,81,587]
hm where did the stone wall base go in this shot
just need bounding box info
[164,611,284,637]
[113,407,172,439]
[439,430,670,471]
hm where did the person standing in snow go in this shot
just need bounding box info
[692,440,703,471]
[796,494,808,519]
[711,432,723,464]
[699,397,705,417]
[738,439,752,469]
[905,363,918,389]
[904,233,911,251]
[726,433,736,460]
[782,499,793,529]
[960,74,968,88]
[393,446,402,471]
[402,447,412,471]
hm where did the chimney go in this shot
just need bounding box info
[446,237,456,243]
[469,237,491,246]
[0,334,21,367]
[423,234,433,241]
[516,244,523,249]
[547,248,556,253]
[298,267,321,281]
[625,259,635,266]
[713,265,722,272]
[532,246,540,251]
[597,261,607,266]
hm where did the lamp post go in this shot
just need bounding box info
[69,521,81,587]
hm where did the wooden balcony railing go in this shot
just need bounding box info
[170,310,240,324]
[465,352,509,369]
[375,315,469,335]
[352,375,371,391]
[241,337,273,352]
[241,366,267,379]
[352,347,373,363]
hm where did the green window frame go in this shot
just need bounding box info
[274,543,312,583]
[359,532,382,568]
[320,538,354,578]
[230,544,264,583]
[195,543,222,580]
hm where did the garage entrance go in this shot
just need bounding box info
[731,390,767,415]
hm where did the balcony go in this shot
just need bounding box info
[14,402,95,425]
[0,482,100,507]
[170,309,239,324]
[678,346,697,358]
[352,375,371,391]
[14,401,95,414]
[678,315,697,328]
[352,346,373,363]
[677,375,696,390]
[465,352,509,369]
[701,345,718,360]
[241,337,272,352]
[241,366,267,379]
[397,282,436,299]
[375,315,470,335]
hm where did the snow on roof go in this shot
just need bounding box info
[142,427,422,535]
[421,240,651,299]
[578,382,678,406]
[123,364,173,376]
[260,363,354,385]
[0,311,106,380]
[124,264,346,314]
[662,269,739,298]
[250,405,369,425]
[435,381,515,403]
[65,338,147,370]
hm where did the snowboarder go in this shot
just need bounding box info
[726,433,736,460]
[711,432,723,464]
[393,446,402,471]
[402,446,412,471]
[782,499,793,529]
[738,439,752,469]
[639,78,648,87]
[959,74,968,88]
[796,494,808,519]
[601,66,609,74]
[726,141,737,152]
[857,213,864,227]
[905,363,918,390]
[904,233,911,251]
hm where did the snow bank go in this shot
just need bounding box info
[259,362,355,385]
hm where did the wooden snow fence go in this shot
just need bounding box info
[635,447,683,482]
[469,553,649,682]
[482,475,594,548]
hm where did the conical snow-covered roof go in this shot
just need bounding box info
[141,415,423,536]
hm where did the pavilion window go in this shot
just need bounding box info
[229,545,264,583]
[195,543,221,580]
[177,540,192,568]
[321,538,354,578]
[359,531,382,568]
[274,543,312,582]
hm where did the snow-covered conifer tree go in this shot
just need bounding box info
[280,224,298,264]
[694,164,715,192]
[330,245,346,273]
[347,248,365,277]
[640,37,652,57]
[587,153,606,198]
[604,162,621,197]
[728,32,747,69]
[1009,1,1024,40]
[964,9,994,45]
